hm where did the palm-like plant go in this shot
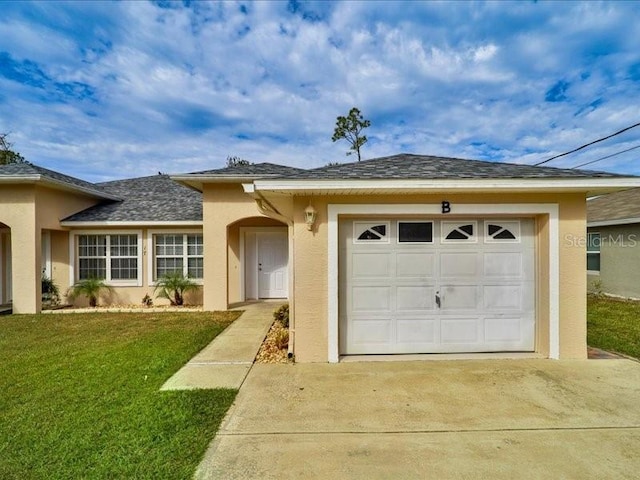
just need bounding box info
[68,278,113,307]
[154,272,198,306]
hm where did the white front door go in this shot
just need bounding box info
[340,218,535,355]
[257,232,288,299]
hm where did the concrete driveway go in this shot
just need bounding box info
[196,359,640,479]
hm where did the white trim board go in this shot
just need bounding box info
[326,203,560,363]
[588,217,640,228]
[256,177,640,195]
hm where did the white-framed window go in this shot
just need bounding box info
[587,232,600,273]
[152,233,204,281]
[441,221,478,243]
[353,221,390,244]
[484,220,521,243]
[73,232,142,286]
[397,221,434,244]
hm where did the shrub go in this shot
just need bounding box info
[41,275,60,306]
[273,303,289,328]
[154,272,198,306]
[68,278,113,307]
[273,328,289,350]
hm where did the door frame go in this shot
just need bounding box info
[327,203,560,363]
[239,226,288,301]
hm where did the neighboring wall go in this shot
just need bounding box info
[291,192,587,362]
[0,184,99,313]
[587,224,640,299]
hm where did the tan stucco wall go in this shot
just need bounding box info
[587,224,640,298]
[0,184,101,313]
[202,183,292,310]
[289,192,587,362]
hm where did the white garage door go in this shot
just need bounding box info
[339,218,535,355]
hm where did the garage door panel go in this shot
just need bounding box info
[484,252,523,278]
[440,318,480,344]
[396,286,435,311]
[397,319,438,344]
[350,319,392,345]
[352,252,391,277]
[484,285,522,309]
[440,285,478,310]
[484,318,522,342]
[352,286,391,311]
[396,252,434,277]
[440,252,478,277]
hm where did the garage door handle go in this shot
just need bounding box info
[435,291,441,309]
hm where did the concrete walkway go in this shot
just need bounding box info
[161,301,279,390]
[196,359,640,479]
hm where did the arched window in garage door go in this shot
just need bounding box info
[485,221,521,243]
[354,222,390,243]
[442,221,477,243]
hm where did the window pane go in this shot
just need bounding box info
[156,257,183,278]
[187,235,203,256]
[188,257,203,279]
[587,253,600,271]
[111,258,137,280]
[155,234,183,256]
[587,233,600,252]
[111,235,137,257]
[398,222,433,243]
[79,258,106,280]
[79,235,106,257]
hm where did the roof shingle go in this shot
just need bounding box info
[279,154,623,180]
[588,188,640,223]
[63,174,202,222]
[0,162,117,199]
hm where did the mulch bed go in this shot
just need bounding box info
[255,320,292,364]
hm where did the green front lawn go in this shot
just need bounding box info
[588,295,640,359]
[0,311,240,479]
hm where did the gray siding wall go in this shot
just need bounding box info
[587,224,640,298]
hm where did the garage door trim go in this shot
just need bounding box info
[327,203,559,363]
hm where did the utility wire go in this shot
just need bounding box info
[534,121,640,166]
[572,143,640,169]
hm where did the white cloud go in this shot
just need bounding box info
[0,0,639,181]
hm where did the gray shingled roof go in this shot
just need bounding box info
[63,174,202,222]
[0,162,118,199]
[588,188,640,223]
[277,154,623,180]
[186,162,308,177]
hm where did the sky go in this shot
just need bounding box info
[1,0,640,182]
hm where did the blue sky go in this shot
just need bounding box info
[1,1,639,182]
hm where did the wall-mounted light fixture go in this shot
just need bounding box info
[304,203,317,231]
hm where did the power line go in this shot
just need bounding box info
[534,121,640,166]
[572,143,640,169]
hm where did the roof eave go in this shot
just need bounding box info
[171,173,289,192]
[587,217,640,228]
[251,178,640,197]
[59,220,203,227]
[0,174,121,201]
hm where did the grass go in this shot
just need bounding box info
[0,311,241,479]
[588,295,640,359]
